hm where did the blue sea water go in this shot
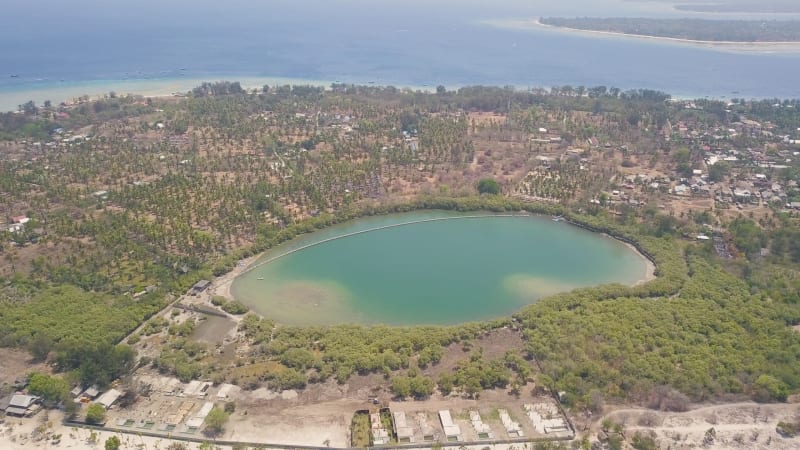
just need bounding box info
[1,0,799,109]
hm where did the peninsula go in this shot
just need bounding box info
[538,17,800,44]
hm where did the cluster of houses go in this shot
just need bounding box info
[6,215,29,234]
[0,381,121,419]
[361,403,572,446]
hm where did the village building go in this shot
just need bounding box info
[5,394,41,417]
[438,410,462,441]
[392,411,414,443]
[189,280,211,295]
[96,388,122,409]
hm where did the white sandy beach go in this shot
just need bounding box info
[0,76,443,113]
[485,18,800,54]
[0,76,330,113]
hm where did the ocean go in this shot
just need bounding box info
[1,0,799,110]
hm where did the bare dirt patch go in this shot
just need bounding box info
[0,348,48,386]
[596,402,800,449]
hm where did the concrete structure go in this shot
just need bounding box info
[438,410,462,441]
[498,409,523,438]
[186,401,214,429]
[216,383,235,399]
[183,380,212,397]
[524,403,570,435]
[469,411,493,439]
[370,412,390,445]
[392,411,414,443]
[415,412,437,441]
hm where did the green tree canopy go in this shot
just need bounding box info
[27,372,70,406]
[104,436,121,450]
[86,403,106,424]
[204,406,229,435]
[477,178,500,195]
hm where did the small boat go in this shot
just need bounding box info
[10,74,19,78]
[257,277,264,280]
[552,215,564,222]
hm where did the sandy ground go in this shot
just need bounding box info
[622,241,657,286]
[0,410,238,450]
[597,402,800,449]
[0,348,49,385]
[212,255,260,303]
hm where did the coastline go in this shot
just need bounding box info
[491,18,800,53]
[625,241,657,286]
[214,254,260,302]
[0,76,440,113]
[0,76,328,112]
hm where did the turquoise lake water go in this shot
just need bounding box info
[231,212,649,325]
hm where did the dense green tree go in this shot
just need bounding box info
[754,374,788,402]
[104,436,121,450]
[477,178,500,195]
[86,403,106,424]
[204,406,229,435]
[27,372,70,406]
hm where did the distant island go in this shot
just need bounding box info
[539,17,800,43]
[666,0,800,14]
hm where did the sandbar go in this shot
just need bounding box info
[486,18,800,54]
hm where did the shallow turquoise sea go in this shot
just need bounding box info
[2,0,800,110]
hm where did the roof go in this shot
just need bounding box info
[438,410,461,437]
[186,417,204,428]
[84,386,100,398]
[5,406,29,416]
[9,394,38,408]
[193,280,211,288]
[96,389,122,408]
[195,401,214,420]
[0,395,11,411]
[393,411,414,440]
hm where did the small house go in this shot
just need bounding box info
[6,394,41,417]
[83,386,100,399]
[189,280,211,295]
[96,389,122,409]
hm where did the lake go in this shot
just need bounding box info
[231,211,650,326]
[2,0,800,110]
